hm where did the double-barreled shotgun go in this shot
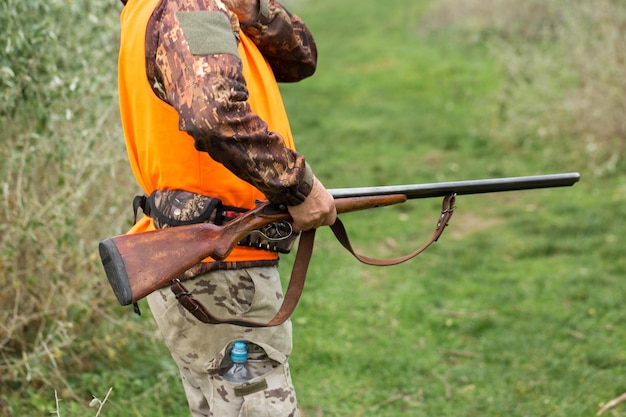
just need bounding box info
[99,172,580,326]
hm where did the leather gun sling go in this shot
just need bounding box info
[171,194,456,327]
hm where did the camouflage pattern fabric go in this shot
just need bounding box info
[146,267,299,416]
[241,0,318,82]
[145,0,316,206]
[149,189,222,228]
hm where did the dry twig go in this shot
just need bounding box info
[433,371,452,399]
[94,387,113,417]
[597,392,626,415]
[51,390,62,417]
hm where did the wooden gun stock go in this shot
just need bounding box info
[99,194,407,306]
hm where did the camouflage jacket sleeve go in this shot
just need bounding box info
[146,0,314,206]
[240,0,318,82]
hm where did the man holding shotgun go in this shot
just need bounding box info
[116,0,335,415]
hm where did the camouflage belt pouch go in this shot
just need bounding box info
[146,189,298,253]
[148,189,222,229]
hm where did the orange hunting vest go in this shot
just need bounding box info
[118,0,295,263]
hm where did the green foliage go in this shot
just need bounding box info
[2,0,626,416]
[1,0,120,129]
[0,0,147,415]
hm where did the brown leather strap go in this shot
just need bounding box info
[330,194,456,266]
[170,229,316,328]
[171,194,456,327]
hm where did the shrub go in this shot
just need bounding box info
[0,0,143,403]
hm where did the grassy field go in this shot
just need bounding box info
[1,0,625,416]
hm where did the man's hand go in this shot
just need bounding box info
[288,177,337,232]
[221,0,260,24]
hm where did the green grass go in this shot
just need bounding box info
[2,0,626,416]
[281,1,626,416]
[283,2,502,186]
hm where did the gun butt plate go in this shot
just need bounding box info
[99,238,133,306]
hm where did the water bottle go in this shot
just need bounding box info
[223,341,253,383]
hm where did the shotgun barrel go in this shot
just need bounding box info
[329,172,580,199]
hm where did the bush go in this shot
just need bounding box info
[0,0,143,406]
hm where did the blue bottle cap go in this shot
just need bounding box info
[230,341,248,363]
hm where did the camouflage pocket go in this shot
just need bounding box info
[206,341,299,417]
[148,189,222,229]
[237,361,300,417]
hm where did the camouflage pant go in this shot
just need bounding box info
[146,266,300,417]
